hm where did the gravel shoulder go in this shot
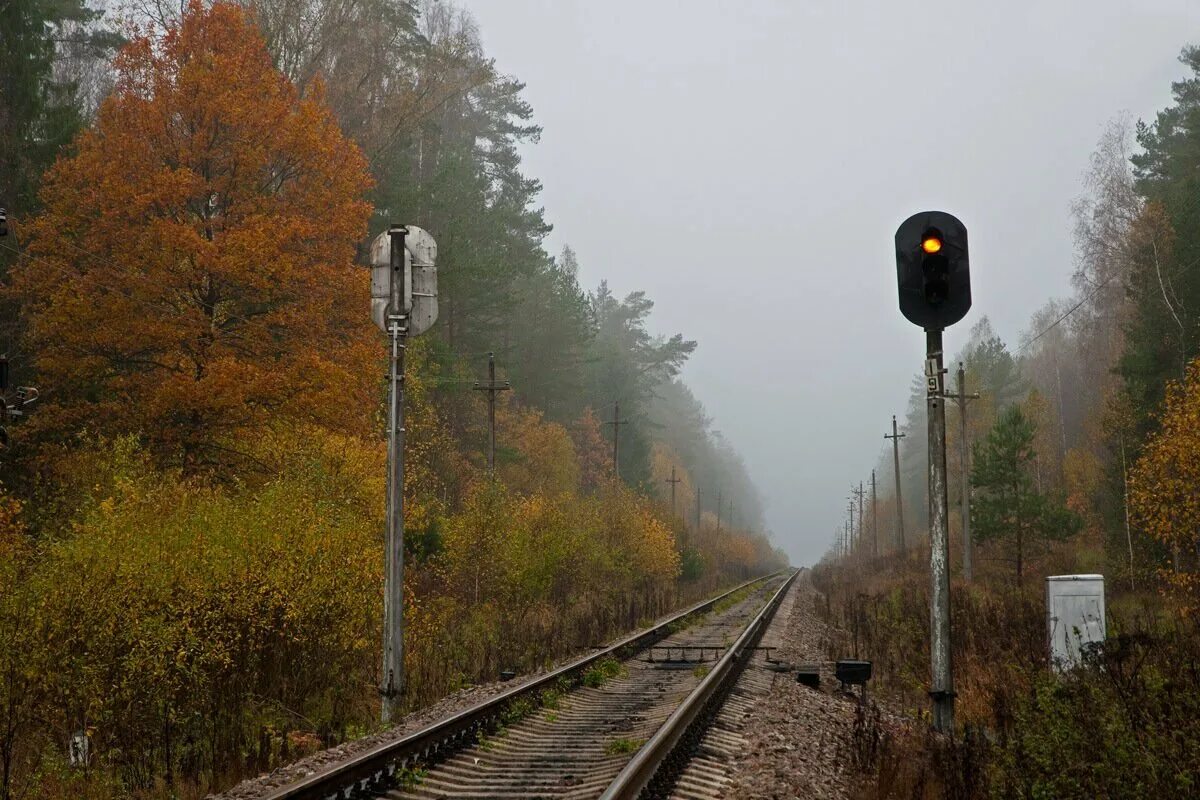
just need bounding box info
[721,571,874,800]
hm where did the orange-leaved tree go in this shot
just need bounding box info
[12,1,374,473]
[1129,358,1200,607]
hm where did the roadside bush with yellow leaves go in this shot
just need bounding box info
[1,436,381,797]
[2,415,776,799]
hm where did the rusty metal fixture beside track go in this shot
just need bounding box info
[260,572,787,800]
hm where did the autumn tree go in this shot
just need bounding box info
[11,1,374,474]
[971,404,1082,583]
[1129,359,1200,605]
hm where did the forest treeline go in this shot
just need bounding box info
[820,48,1200,798]
[0,2,786,798]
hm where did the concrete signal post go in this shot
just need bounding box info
[894,210,971,735]
[370,225,440,724]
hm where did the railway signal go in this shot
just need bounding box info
[895,211,970,330]
[369,225,440,724]
[894,210,971,735]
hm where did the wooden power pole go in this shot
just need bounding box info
[853,483,865,554]
[472,352,510,477]
[946,362,979,581]
[604,401,627,476]
[885,415,907,556]
[871,469,878,558]
[666,466,681,517]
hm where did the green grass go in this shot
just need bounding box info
[500,695,535,726]
[692,664,711,678]
[582,657,626,688]
[605,737,644,755]
[395,766,427,790]
[712,583,758,614]
[540,683,564,710]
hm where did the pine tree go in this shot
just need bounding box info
[971,404,1081,582]
[0,0,117,217]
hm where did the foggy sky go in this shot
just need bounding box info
[463,0,1200,565]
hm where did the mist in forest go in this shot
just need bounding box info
[463,0,1200,563]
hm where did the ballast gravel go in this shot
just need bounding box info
[721,572,876,800]
[212,574,904,800]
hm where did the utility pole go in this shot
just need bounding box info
[716,489,723,530]
[728,497,735,530]
[926,329,954,734]
[946,363,979,581]
[871,470,878,559]
[666,467,681,517]
[382,225,408,723]
[605,401,627,476]
[885,415,906,555]
[853,482,865,553]
[472,352,510,477]
[844,499,854,556]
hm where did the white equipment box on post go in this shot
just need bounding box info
[1045,574,1106,670]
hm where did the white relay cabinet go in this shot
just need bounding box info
[1045,574,1106,670]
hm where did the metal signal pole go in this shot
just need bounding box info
[885,415,906,556]
[369,223,439,727]
[473,352,511,477]
[894,209,970,736]
[381,225,408,723]
[926,329,954,733]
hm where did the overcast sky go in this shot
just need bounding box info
[464,0,1200,565]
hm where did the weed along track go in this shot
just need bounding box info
[256,571,797,800]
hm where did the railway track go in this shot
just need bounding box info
[262,569,799,800]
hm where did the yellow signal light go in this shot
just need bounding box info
[922,235,943,254]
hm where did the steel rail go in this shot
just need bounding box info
[598,568,800,800]
[260,572,783,800]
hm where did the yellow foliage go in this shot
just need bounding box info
[497,405,580,496]
[570,407,611,490]
[1129,359,1200,607]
